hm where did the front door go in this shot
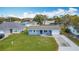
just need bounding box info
[40,30,43,34]
[10,29,13,33]
[49,30,52,35]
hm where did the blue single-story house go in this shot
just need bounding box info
[68,26,79,36]
[28,25,60,36]
[0,22,25,34]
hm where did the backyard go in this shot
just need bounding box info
[0,30,58,51]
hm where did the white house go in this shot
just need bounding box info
[21,22,32,27]
[28,25,60,36]
[21,21,38,27]
[43,20,55,25]
[0,22,25,34]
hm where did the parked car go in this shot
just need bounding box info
[0,31,5,39]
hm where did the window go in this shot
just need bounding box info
[29,30,32,32]
[14,29,17,32]
[44,30,47,32]
[13,29,18,32]
[34,30,35,32]
[49,30,51,32]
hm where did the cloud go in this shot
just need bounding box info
[23,12,36,18]
[1,8,78,18]
[67,8,78,15]
[23,9,65,18]
[22,8,78,18]
[7,14,17,17]
[44,9,66,17]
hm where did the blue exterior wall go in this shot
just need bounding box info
[28,29,60,35]
[29,30,40,35]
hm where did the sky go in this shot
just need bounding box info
[0,7,79,18]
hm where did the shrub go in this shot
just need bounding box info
[65,28,70,33]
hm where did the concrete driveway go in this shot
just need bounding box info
[53,34,79,51]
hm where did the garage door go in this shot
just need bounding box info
[52,30,60,35]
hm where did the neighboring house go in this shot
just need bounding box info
[28,25,60,36]
[22,18,33,22]
[0,22,25,34]
[68,26,79,35]
[43,20,55,25]
[21,22,32,27]
[0,31,5,39]
[21,21,38,27]
[14,21,21,23]
[30,21,38,26]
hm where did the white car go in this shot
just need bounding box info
[0,31,5,39]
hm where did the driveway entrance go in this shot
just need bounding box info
[53,34,79,51]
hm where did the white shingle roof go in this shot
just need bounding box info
[28,25,60,30]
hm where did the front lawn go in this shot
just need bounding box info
[0,30,58,51]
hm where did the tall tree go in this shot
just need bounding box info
[54,16,62,24]
[5,17,21,22]
[70,15,79,26]
[62,14,71,26]
[33,14,48,25]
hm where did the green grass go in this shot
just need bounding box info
[0,30,58,51]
